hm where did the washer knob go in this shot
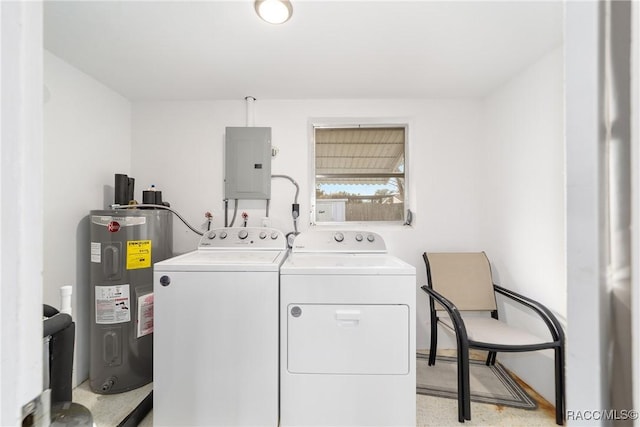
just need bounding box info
[238,230,248,239]
[355,233,363,242]
[259,231,267,239]
[219,231,227,239]
[270,232,279,240]
[367,234,375,242]
[207,231,216,240]
[334,232,344,242]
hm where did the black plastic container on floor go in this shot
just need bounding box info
[44,304,94,427]
[43,304,75,404]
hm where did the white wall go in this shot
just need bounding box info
[131,98,485,348]
[1,2,44,425]
[43,50,132,385]
[44,46,567,409]
[480,47,565,403]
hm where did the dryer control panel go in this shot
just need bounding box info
[199,227,286,250]
[291,230,386,253]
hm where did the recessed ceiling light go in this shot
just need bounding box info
[255,0,293,25]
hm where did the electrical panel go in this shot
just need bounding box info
[224,127,272,200]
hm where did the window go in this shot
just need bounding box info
[312,125,407,223]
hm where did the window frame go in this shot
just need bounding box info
[309,120,411,226]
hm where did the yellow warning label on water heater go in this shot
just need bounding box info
[127,240,151,270]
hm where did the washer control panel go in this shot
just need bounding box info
[291,230,386,253]
[199,227,286,250]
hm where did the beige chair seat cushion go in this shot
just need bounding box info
[439,316,549,346]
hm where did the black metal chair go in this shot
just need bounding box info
[421,252,565,425]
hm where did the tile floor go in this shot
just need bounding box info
[72,381,153,427]
[74,380,556,427]
[73,350,556,427]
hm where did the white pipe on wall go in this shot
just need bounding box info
[60,285,72,316]
[245,96,256,127]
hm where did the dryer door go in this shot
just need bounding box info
[287,304,409,375]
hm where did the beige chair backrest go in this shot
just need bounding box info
[426,252,497,311]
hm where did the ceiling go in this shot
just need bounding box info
[43,1,563,101]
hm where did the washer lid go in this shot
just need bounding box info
[280,253,415,275]
[154,249,288,272]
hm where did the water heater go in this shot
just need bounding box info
[89,209,173,394]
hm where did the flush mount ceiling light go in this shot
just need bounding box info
[255,0,293,24]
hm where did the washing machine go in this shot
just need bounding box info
[280,230,416,427]
[153,227,287,427]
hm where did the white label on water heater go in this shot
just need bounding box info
[91,242,101,263]
[95,284,131,324]
[137,292,154,338]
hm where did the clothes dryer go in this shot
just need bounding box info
[153,227,287,427]
[280,230,416,427]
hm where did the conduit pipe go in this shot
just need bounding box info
[271,174,300,235]
[271,174,299,204]
[245,96,256,127]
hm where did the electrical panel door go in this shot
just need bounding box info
[224,127,271,199]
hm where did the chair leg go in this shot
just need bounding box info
[489,351,497,366]
[454,332,472,422]
[485,351,494,366]
[456,347,466,422]
[458,344,471,421]
[429,319,438,366]
[554,346,565,425]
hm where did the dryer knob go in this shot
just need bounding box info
[207,231,216,240]
[334,232,344,242]
[355,233,363,242]
[219,231,227,239]
[259,231,267,239]
[270,232,279,240]
[238,230,248,239]
[159,275,171,287]
[367,234,375,242]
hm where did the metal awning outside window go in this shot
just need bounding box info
[315,127,405,185]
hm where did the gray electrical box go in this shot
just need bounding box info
[224,127,272,200]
